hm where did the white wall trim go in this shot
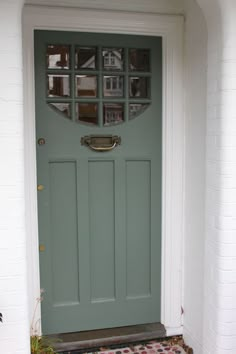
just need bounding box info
[23,4,184,334]
[183,326,203,354]
[24,0,185,15]
[166,326,183,337]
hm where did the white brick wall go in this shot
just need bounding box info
[1,1,236,353]
[0,1,30,354]
[196,0,236,353]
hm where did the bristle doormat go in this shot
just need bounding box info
[61,338,192,354]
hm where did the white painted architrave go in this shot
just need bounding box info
[23,4,184,336]
[25,0,185,14]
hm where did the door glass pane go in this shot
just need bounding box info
[77,103,98,125]
[48,103,71,119]
[102,48,124,71]
[45,44,152,122]
[47,75,70,97]
[129,77,149,98]
[129,49,150,72]
[103,103,124,126]
[75,47,97,70]
[129,103,149,119]
[75,75,97,97]
[47,45,70,69]
[103,76,124,97]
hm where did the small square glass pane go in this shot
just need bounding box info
[47,75,70,97]
[48,103,71,119]
[75,47,97,70]
[103,103,124,126]
[75,75,97,97]
[129,77,149,98]
[47,45,70,69]
[77,103,98,125]
[102,48,124,71]
[129,49,150,72]
[129,103,149,119]
[103,76,124,97]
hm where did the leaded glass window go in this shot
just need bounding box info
[46,44,151,125]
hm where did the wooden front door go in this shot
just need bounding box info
[35,30,162,334]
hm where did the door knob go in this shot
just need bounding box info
[38,138,46,145]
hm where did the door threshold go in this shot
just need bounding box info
[51,323,166,352]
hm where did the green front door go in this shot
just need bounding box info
[35,30,162,335]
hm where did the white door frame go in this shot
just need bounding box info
[23,4,184,336]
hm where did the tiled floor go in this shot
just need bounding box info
[61,340,186,354]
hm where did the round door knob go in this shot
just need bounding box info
[38,138,46,145]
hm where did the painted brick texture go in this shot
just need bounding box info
[196,0,236,353]
[0,1,30,354]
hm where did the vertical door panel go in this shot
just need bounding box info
[88,161,116,302]
[126,160,151,299]
[49,161,80,305]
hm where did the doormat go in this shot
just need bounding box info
[61,337,193,354]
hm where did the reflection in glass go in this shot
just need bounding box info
[48,103,71,119]
[129,49,150,72]
[129,77,149,98]
[47,45,70,69]
[75,47,97,69]
[129,103,149,119]
[103,103,124,126]
[77,103,98,125]
[102,48,124,71]
[103,76,124,97]
[47,75,70,97]
[75,75,97,97]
